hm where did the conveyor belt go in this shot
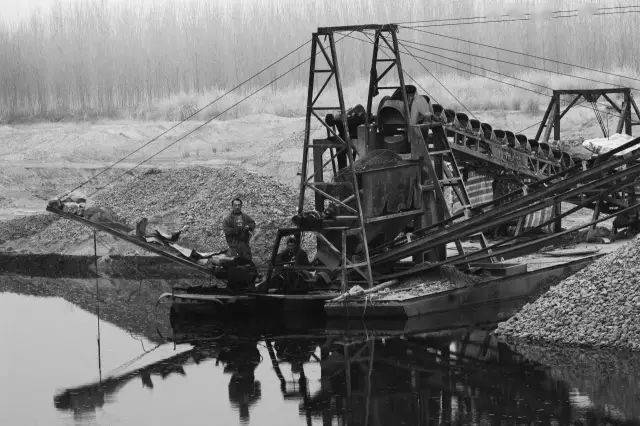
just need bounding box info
[46,206,213,277]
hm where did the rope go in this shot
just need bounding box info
[88,61,307,196]
[398,40,615,112]
[405,17,531,28]
[515,120,543,134]
[400,41,553,92]
[394,6,640,25]
[398,43,622,120]
[62,39,311,198]
[398,41,478,120]
[88,30,356,197]
[398,26,640,85]
[339,31,475,119]
[397,7,640,28]
[85,31,360,198]
[395,15,491,25]
[591,101,609,137]
[357,31,443,107]
[397,34,636,92]
[514,98,586,134]
[346,33,623,137]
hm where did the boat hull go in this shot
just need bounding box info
[324,255,598,319]
[161,290,339,318]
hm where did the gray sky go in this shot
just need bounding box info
[0,0,628,26]
[0,0,57,23]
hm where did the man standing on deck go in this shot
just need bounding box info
[223,198,256,261]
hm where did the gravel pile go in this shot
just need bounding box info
[496,235,640,350]
[372,266,481,302]
[0,214,59,244]
[373,279,456,301]
[3,166,302,265]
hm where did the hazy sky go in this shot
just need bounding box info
[0,0,57,23]
[0,0,630,25]
[0,0,163,24]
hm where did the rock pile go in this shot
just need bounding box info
[0,214,58,244]
[3,166,302,265]
[372,279,455,301]
[496,235,640,351]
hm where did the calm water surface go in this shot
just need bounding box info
[1,273,639,425]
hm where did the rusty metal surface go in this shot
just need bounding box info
[360,162,421,218]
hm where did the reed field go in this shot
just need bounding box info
[1,0,640,121]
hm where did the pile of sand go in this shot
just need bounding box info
[495,235,640,351]
[1,166,302,265]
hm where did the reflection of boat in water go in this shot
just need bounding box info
[53,342,195,415]
[53,315,637,424]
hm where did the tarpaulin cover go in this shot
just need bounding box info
[522,204,556,233]
[583,133,636,156]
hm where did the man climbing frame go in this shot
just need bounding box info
[223,198,256,261]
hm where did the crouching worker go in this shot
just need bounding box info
[258,237,311,293]
[223,198,256,261]
[275,237,310,271]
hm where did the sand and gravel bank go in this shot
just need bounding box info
[496,235,640,351]
[1,166,302,265]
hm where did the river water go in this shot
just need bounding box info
[1,272,640,425]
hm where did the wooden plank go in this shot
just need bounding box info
[469,262,527,276]
[364,209,424,224]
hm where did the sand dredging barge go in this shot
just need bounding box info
[46,24,640,319]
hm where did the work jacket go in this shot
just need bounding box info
[222,212,256,260]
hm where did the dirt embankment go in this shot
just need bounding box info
[1,166,302,265]
[0,115,305,185]
[495,235,640,351]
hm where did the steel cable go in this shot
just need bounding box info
[397,7,640,28]
[344,33,624,137]
[62,39,311,197]
[397,39,615,111]
[85,31,358,198]
[397,35,636,92]
[397,43,623,120]
[398,26,640,85]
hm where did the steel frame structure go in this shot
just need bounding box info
[293,24,421,288]
[370,137,640,272]
[535,88,640,142]
[297,27,381,288]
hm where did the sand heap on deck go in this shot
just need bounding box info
[1,166,301,265]
[495,235,640,351]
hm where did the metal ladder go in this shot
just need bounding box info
[419,124,493,259]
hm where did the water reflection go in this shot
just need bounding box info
[52,311,640,425]
[2,273,640,425]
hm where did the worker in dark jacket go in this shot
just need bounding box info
[274,237,310,273]
[223,198,256,261]
[264,237,311,293]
